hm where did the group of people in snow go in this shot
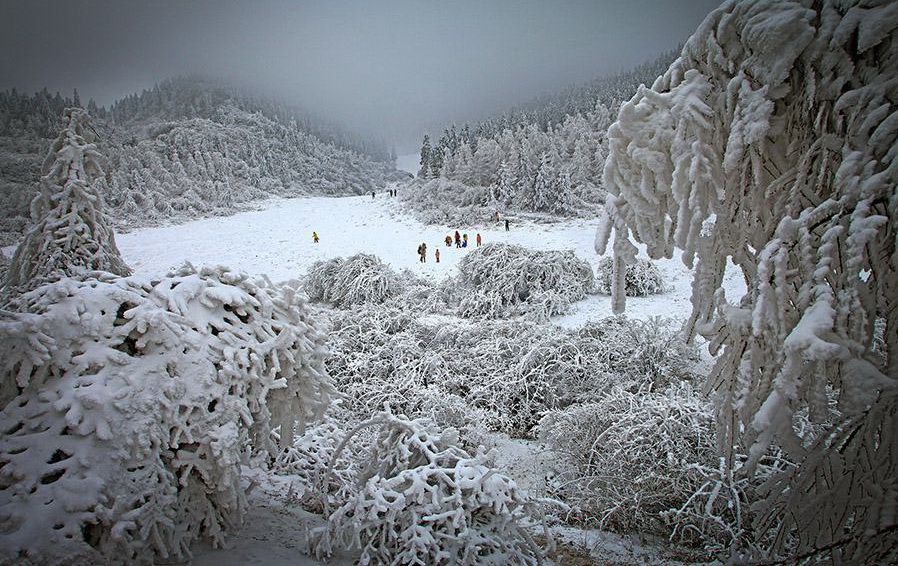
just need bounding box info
[443,231,482,249]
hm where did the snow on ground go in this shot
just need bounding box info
[113,191,745,326]
[191,470,355,566]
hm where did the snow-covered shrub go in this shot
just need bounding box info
[327,303,696,438]
[0,265,332,564]
[537,384,749,550]
[4,108,130,293]
[273,410,359,515]
[312,412,547,565]
[397,177,492,226]
[598,0,898,560]
[456,243,594,320]
[595,256,664,296]
[304,253,403,307]
[578,316,698,392]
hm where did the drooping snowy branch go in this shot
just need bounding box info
[598,0,897,560]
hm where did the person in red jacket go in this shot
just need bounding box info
[476,233,482,247]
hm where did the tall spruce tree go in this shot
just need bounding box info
[4,108,131,292]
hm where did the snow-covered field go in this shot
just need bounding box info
[115,190,745,327]
[107,191,745,564]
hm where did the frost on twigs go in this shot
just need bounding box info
[311,411,549,565]
[0,264,332,564]
[456,243,594,321]
[327,305,696,438]
[538,384,757,553]
[595,256,665,296]
[305,253,403,307]
[599,0,898,560]
[4,108,130,294]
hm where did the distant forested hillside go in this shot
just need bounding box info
[402,50,677,222]
[0,78,407,245]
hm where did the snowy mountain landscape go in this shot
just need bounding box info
[1,0,897,564]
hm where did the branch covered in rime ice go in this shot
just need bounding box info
[598,0,898,560]
[0,265,332,564]
[310,411,549,566]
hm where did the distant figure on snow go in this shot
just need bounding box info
[476,233,482,247]
[455,231,461,248]
[312,231,319,243]
[445,235,452,247]
[435,249,440,263]
[371,191,376,199]
[505,219,510,231]
[418,242,427,263]
[462,234,468,248]
[495,211,500,222]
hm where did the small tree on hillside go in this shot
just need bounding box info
[4,108,130,293]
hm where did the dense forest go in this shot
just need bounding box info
[0,78,406,245]
[404,50,677,220]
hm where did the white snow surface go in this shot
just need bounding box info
[109,190,745,327]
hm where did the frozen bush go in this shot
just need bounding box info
[537,384,750,550]
[578,316,698,392]
[327,304,697,438]
[456,243,594,320]
[397,178,492,226]
[0,265,332,564]
[305,253,403,307]
[312,412,548,565]
[595,256,664,296]
[273,410,360,515]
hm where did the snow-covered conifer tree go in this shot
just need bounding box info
[4,108,131,293]
[527,151,556,212]
[418,134,432,179]
[597,0,897,560]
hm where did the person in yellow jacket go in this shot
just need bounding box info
[313,231,319,243]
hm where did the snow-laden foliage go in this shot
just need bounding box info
[598,0,898,560]
[595,256,665,296]
[304,253,404,307]
[311,412,548,565]
[0,264,332,564]
[273,410,360,515]
[457,243,594,320]
[4,108,130,293]
[327,304,696,437]
[397,177,492,226]
[538,384,755,552]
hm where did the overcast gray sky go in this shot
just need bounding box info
[0,0,721,146]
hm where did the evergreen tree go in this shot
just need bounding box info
[4,108,131,292]
[418,134,432,179]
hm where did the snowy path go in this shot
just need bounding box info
[116,193,745,326]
